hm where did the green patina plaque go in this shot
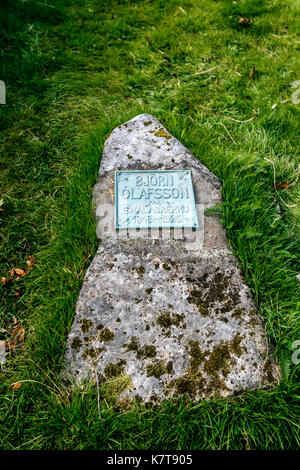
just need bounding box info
[115,170,199,229]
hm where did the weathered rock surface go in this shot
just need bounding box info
[64,114,279,401]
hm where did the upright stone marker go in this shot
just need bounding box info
[64,114,279,401]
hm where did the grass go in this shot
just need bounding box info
[0,0,299,450]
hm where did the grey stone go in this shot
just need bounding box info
[64,114,279,402]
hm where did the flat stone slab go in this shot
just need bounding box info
[64,114,279,401]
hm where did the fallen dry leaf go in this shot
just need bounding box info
[5,320,25,352]
[10,382,22,391]
[27,255,35,267]
[7,339,17,350]
[238,17,253,26]
[8,268,27,281]
[1,256,35,285]
[276,181,291,189]
[11,325,25,343]
[249,66,256,79]
[14,268,26,277]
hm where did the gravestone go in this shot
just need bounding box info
[64,114,279,402]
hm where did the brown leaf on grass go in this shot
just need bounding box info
[26,255,35,267]
[248,66,256,79]
[11,325,25,343]
[276,181,291,189]
[11,268,27,279]
[6,322,25,351]
[7,339,17,350]
[238,17,253,26]
[10,382,22,390]
[1,256,35,286]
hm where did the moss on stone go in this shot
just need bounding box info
[168,370,205,398]
[187,289,210,316]
[204,343,231,378]
[125,336,139,352]
[136,265,145,275]
[98,327,115,342]
[145,287,153,295]
[263,358,276,384]
[80,318,93,333]
[71,337,82,350]
[137,345,157,359]
[146,360,166,378]
[248,315,260,328]
[157,312,184,328]
[153,129,172,139]
[101,374,132,401]
[203,333,244,379]
[188,340,207,372]
[125,337,156,358]
[229,333,244,356]
[82,347,98,359]
[232,309,245,319]
[187,269,241,317]
[104,359,126,378]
